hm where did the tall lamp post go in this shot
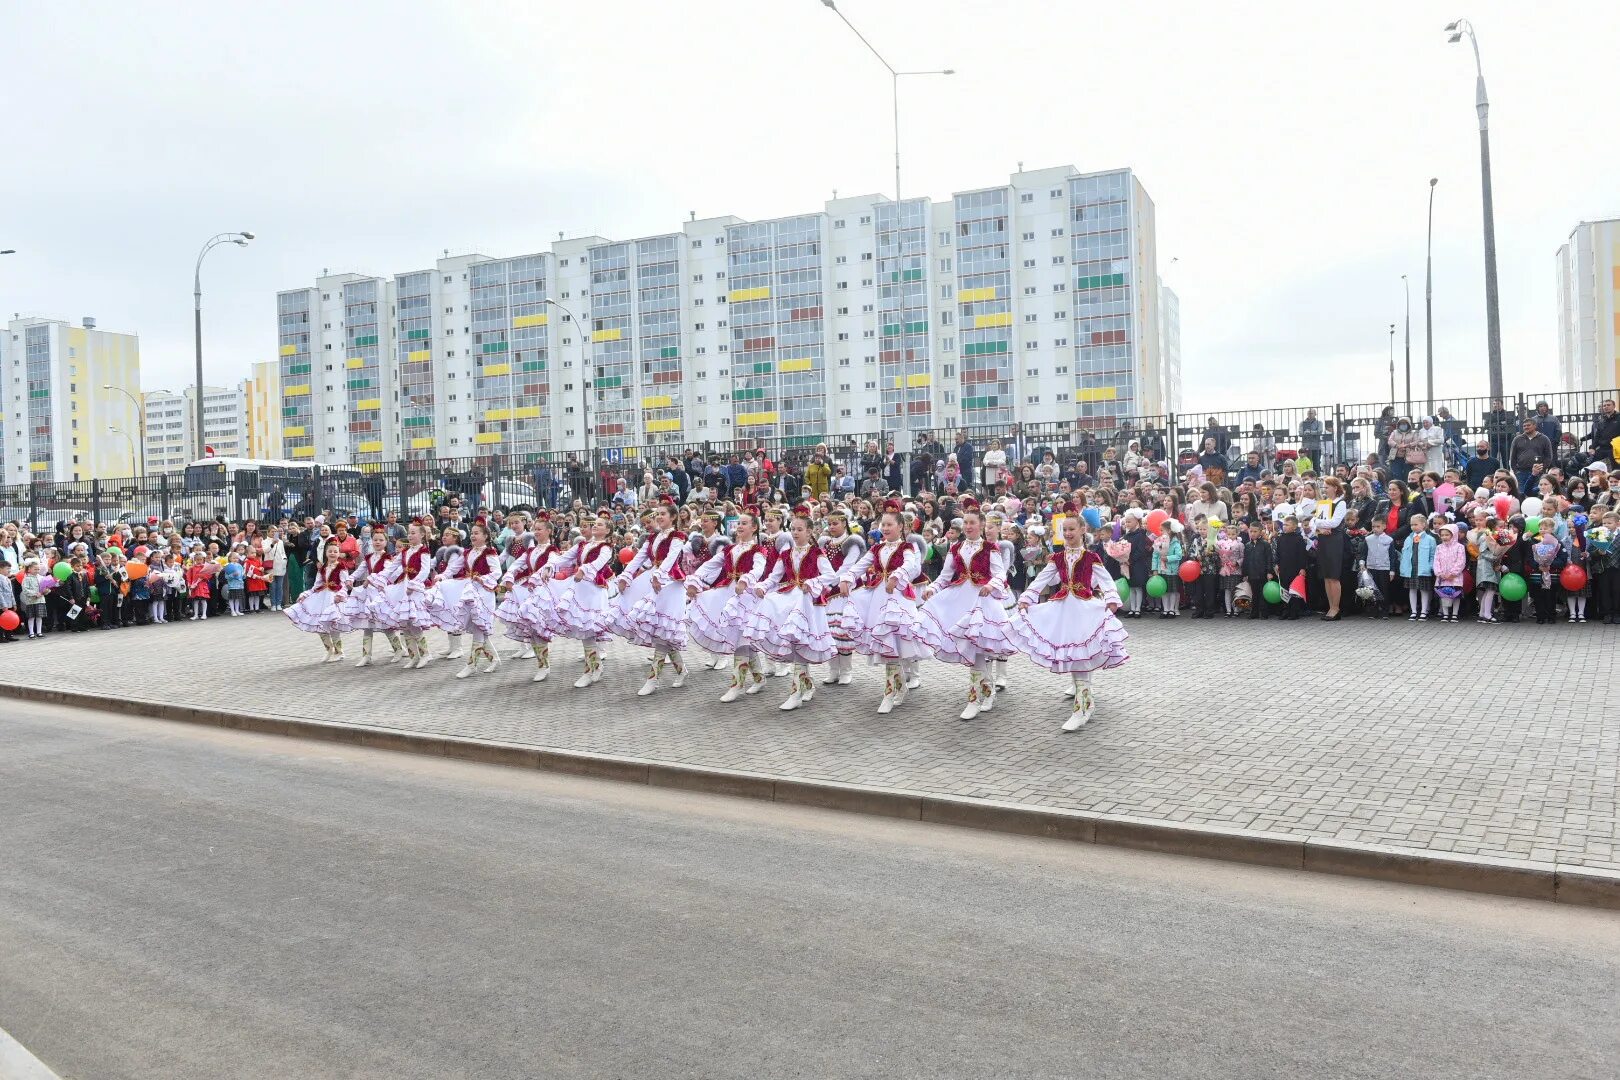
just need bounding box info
[1425,177,1438,414]
[109,427,137,480]
[819,0,953,202]
[543,297,591,500]
[1388,324,1397,405]
[1402,274,1412,415]
[194,231,254,460]
[103,384,145,478]
[1444,19,1502,400]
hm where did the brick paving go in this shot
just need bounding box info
[6,613,1617,870]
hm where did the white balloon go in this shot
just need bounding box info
[1521,496,1543,517]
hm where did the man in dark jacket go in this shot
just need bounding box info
[1584,398,1620,465]
[1464,441,1500,490]
[1508,419,1554,495]
[1483,399,1517,461]
[952,430,975,485]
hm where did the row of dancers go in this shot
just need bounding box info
[284,497,1130,730]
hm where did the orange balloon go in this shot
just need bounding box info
[126,561,148,579]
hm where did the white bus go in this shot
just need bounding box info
[136,457,364,523]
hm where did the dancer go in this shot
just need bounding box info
[686,511,775,702]
[285,542,350,662]
[819,507,866,686]
[504,513,562,682]
[551,510,618,688]
[611,496,690,697]
[835,499,939,715]
[987,513,1017,691]
[343,528,405,667]
[500,513,539,659]
[686,510,729,669]
[1011,514,1129,731]
[748,507,837,711]
[759,507,795,676]
[433,527,468,660]
[453,521,503,678]
[920,499,1015,720]
[393,519,441,669]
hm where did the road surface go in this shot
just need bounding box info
[2,702,1615,1079]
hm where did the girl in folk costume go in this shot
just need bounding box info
[342,529,406,667]
[500,516,539,660]
[611,496,692,697]
[286,542,352,662]
[393,520,442,669]
[453,521,504,678]
[685,511,776,702]
[1012,515,1130,732]
[818,508,867,686]
[835,499,940,716]
[432,527,469,660]
[759,507,795,676]
[747,508,837,711]
[551,510,619,689]
[986,513,1018,691]
[919,498,1015,721]
[504,514,563,682]
[686,510,729,669]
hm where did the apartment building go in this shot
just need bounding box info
[0,316,141,483]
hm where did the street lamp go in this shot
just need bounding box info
[103,384,144,478]
[819,0,954,202]
[1402,274,1412,415]
[1388,323,1396,405]
[1444,19,1502,401]
[543,297,592,498]
[1425,177,1438,414]
[194,231,254,460]
[109,427,137,479]
[0,249,14,255]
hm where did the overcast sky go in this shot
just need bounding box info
[5,0,1616,415]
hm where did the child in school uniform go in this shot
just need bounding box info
[21,560,47,638]
[1274,516,1309,621]
[1432,523,1467,622]
[223,553,247,616]
[0,559,15,642]
[245,548,270,613]
[1242,521,1276,620]
[1398,513,1436,620]
[1215,523,1245,617]
[185,551,214,620]
[1527,518,1566,625]
[1362,516,1394,618]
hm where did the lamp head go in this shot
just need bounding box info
[1444,20,1460,31]
[543,297,558,305]
[1447,31,1462,43]
[1429,177,1439,187]
[0,249,14,255]
[820,0,836,8]
[240,231,255,241]
[942,68,956,75]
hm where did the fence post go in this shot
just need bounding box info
[312,464,323,517]
[1333,404,1345,466]
[92,479,102,526]
[28,479,37,532]
[160,473,170,522]
[1515,392,1527,423]
[1166,411,1177,463]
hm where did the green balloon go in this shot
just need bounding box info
[1114,576,1130,597]
[89,586,100,604]
[53,562,72,581]
[1498,572,1528,602]
[1145,574,1169,598]
[1523,517,1541,535]
[1263,580,1284,604]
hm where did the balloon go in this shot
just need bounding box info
[618,546,636,565]
[1145,574,1169,598]
[1560,565,1588,592]
[1081,506,1102,529]
[1114,577,1130,597]
[1177,560,1201,583]
[126,561,148,580]
[1263,580,1283,604]
[1524,517,1541,535]
[89,586,100,604]
[1498,572,1528,602]
[1521,496,1543,517]
[0,611,17,631]
[133,545,149,558]
[53,562,72,582]
[1145,509,1170,534]
[1434,483,1457,506]
[1462,570,1474,594]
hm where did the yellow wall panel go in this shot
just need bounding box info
[1076,386,1119,402]
[411,437,436,450]
[484,408,511,421]
[291,446,316,459]
[736,410,779,427]
[279,344,297,356]
[482,363,511,377]
[641,395,673,409]
[906,373,932,388]
[356,398,381,411]
[30,461,47,472]
[957,287,997,303]
[974,312,1013,329]
[512,313,549,328]
[283,384,310,396]
[346,358,365,369]
[779,358,813,373]
[474,432,503,445]
[727,286,771,303]
[513,405,541,419]
[282,426,306,438]
[406,350,431,363]
[356,440,383,454]
[591,327,623,343]
[645,418,682,433]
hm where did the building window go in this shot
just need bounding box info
[861,252,873,261]
[840,408,852,418]
[1026,368,1040,377]
[1023,259,1036,268]
[1025,313,1038,323]
[1026,341,1039,350]
[1054,338,1068,347]
[861,278,872,287]
[865,406,877,415]
[937,230,951,246]
[942,337,955,352]
[861,304,874,313]
[834,219,845,228]
[1052,256,1065,265]
[942,363,955,377]
[837,281,848,290]
[1024,286,1037,296]
[862,330,874,339]
[691,239,703,248]
[1054,311,1067,319]
[1050,189,1062,198]
[693,274,704,282]
[836,255,847,264]
[836,306,849,315]
[1020,193,1033,203]
[1057,393,1070,402]
[938,258,952,272]
[1027,395,1040,404]
[696,347,706,355]
[1053,284,1066,292]
[838,383,851,392]
[839,357,851,367]
[1022,232,1034,241]
[1051,228,1065,237]
[837,332,849,341]
[694,322,705,331]
[940,285,952,300]
[859,215,871,225]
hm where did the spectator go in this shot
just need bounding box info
[1508,418,1554,495]
[1531,401,1561,449]
[1483,398,1517,461]
[1585,398,1620,465]
[1299,408,1325,465]
[1464,440,1500,490]
[805,448,831,499]
[952,429,975,484]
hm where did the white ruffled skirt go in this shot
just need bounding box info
[687,585,764,656]
[1009,597,1130,675]
[285,588,349,636]
[376,582,438,633]
[552,579,614,643]
[609,574,689,651]
[338,583,393,632]
[920,585,1017,667]
[835,585,939,663]
[747,589,837,664]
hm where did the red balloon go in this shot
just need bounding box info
[1462,570,1474,594]
[0,610,17,632]
[1177,560,1201,583]
[1560,565,1588,592]
[1145,509,1170,534]
[618,546,636,565]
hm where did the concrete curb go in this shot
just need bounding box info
[0,1023,63,1080]
[5,682,1617,911]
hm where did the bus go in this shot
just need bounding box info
[171,457,363,523]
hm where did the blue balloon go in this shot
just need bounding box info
[1081,507,1102,529]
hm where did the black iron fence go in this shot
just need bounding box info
[4,388,1611,530]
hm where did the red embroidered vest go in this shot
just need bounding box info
[583,542,615,587]
[468,548,497,578]
[645,531,689,581]
[775,547,821,593]
[861,543,915,599]
[322,566,345,591]
[945,540,993,587]
[1052,549,1101,601]
[404,547,433,584]
[715,543,770,587]
[365,552,388,575]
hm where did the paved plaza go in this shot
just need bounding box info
[5,615,1616,871]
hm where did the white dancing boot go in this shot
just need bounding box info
[319,636,335,663]
[773,662,791,678]
[456,654,477,679]
[977,671,995,714]
[512,645,535,660]
[798,670,814,703]
[720,659,746,702]
[837,655,854,685]
[483,647,500,674]
[994,660,1008,691]
[822,654,843,686]
[573,669,594,689]
[877,667,899,715]
[354,635,373,668]
[779,686,802,711]
[670,656,686,688]
[903,661,920,690]
[533,646,550,683]
[326,638,345,663]
[744,657,765,695]
[959,678,980,721]
[444,635,464,660]
[413,644,434,669]
[386,634,405,664]
[1062,680,1093,732]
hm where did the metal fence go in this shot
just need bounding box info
[4,388,1611,530]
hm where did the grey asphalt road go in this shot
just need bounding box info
[1,704,1616,1080]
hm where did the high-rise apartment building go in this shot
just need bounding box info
[1556,218,1620,392]
[0,316,141,483]
[1159,283,1182,414]
[140,384,248,473]
[244,360,280,459]
[274,165,1164,462]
